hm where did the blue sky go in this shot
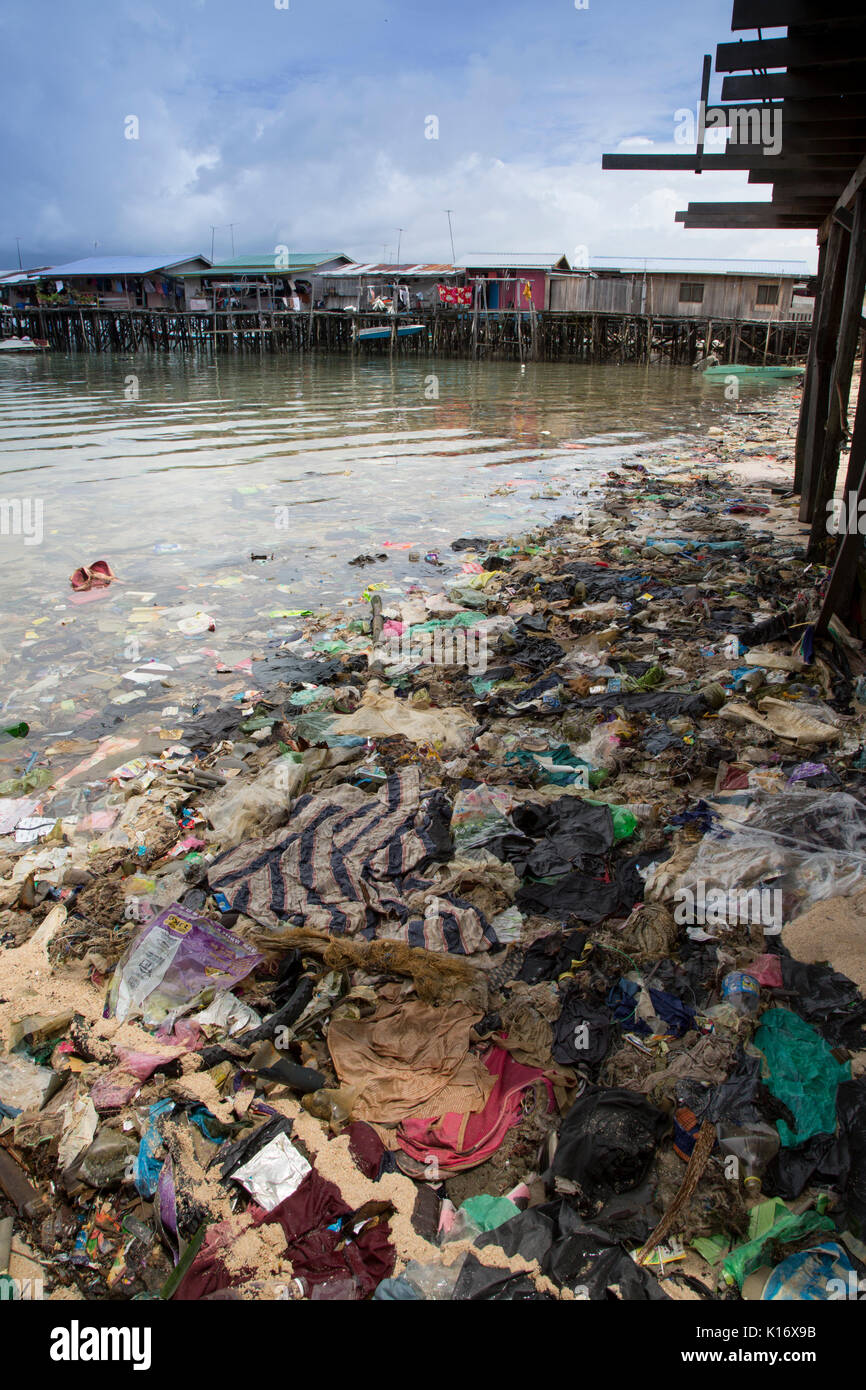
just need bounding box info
[1,0,818,271]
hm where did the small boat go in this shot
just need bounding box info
[702,363,804,379]
[356,323,425,343]
[0,336,48,353]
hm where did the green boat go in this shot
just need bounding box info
[702,364,805,379]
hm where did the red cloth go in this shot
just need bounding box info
[437,284,473,305]
[397,1046,554,1172]
[258,1171,394,1299]
[174,1170,395,1300]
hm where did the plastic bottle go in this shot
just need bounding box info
[721,970,761,1016]
[716,1121,780,1192]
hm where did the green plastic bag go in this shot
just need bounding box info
[460,1195,520,1232]
[753,1008,850,1147]
[721,1198,835,1289]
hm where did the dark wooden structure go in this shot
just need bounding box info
[4,304,809,366]
[603,0,866,636]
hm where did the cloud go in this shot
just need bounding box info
[1,0,818,272]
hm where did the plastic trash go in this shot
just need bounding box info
[107,902,262,1026]
[753,1008,851,1147]
[229,1132,311,1211]
[715,1121,780,1192]
[721,971,761,1016]
[762,1241,857,1300]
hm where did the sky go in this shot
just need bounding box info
[1,0,819,272]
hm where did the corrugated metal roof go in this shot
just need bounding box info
[586,256,812,277]
[457,253,572,270]
[322,262,458,278]
[0,269,51,284]
[197,253,351,275]
[40,255,211,277]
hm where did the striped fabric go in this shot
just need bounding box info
[210,767,498,955]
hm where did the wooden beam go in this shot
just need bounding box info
[749,172,852,193]
[794,238,828,496]
[808,189,866,552]
[815,369,866,634]
[733,1,866,28]
[722,69,866,104]
[603,153,854,173]
[829,152,866,213]
[717,35,866,71]
[780,121,866,140]
[677,213,822,228]
[684,200,827,214]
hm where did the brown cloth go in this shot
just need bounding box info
[327,995,493,1124]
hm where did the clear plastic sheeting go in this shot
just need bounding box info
[653,792,866,923]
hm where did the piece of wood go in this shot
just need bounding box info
[733,0,866,28]
[717,34,866,70]
[722,68,866,103]
[794,239,828,496]
[799,218,850,522]
[808,188,866,551]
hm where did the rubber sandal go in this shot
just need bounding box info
[88,560,119,587]
[69,566,93,591]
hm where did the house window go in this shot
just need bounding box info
[679,282,704,303]
[756,282,779,305]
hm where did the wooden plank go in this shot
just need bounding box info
[677,215,822,228]
[722,68,866,103]
[717,34,866,70]
[794,238,828,496]
[733,0,866,28]
[815,362,866,634]
[808,188,866,551]
[749,172,852,193]
[780,123,866,140]
[603,152,855,173]
[683,200,828,214]
[799,217,851,522]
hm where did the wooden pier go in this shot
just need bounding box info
[5,305,810,365]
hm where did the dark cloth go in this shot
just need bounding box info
[572,691,707,717]
[548,1087,668,1201]
[251,652,343,686]
[346,1121,387,1180]
[259,1170,395,1299]
[552,993,613,1069]
[516,854,644,924]
[518,928,590,985]
[475,1201,667,1299]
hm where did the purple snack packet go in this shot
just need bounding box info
[108,902,262,1025]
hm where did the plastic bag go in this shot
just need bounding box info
[0,1053,62,1113]
[230,1132,311,1211]
[107,902,262,1026]
[666,792,866,922]
[753,1008,850,1147]
[763,1241,857,1300]
[722,1198,835,1289]
[205,751,339,849]
[450,784,515,852]
[330,683,477,751]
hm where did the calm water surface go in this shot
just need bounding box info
[0,352,788,750]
